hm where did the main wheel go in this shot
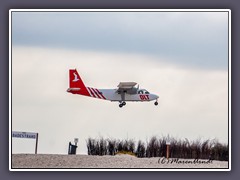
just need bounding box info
[154,101,158,106]
[122,102,126,106]
[119,104,123,108]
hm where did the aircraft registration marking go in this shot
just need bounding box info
[139,95,149,100]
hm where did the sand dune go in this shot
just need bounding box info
[11,154,228,169]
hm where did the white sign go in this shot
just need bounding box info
[12,131,37,139]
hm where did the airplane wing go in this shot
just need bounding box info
[116,82,138,94]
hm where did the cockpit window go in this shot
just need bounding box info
[138,89,150,94]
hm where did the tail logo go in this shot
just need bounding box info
[73,73,80,82]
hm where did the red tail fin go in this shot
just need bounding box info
[68,69,90,96]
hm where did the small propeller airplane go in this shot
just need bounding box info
[67,69,159,108]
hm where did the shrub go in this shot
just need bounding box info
[85,136,228,161]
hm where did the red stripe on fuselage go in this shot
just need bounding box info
[87,87,93,97]
[95,89,106,100]
[92,88,102,99]
[88,87,96,98]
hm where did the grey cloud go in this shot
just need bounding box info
[12,11,229,69]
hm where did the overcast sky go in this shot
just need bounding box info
[11,10,229,154]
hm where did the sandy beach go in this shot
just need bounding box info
[11,154,229,169]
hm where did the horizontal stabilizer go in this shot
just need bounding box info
[67,88,81,92]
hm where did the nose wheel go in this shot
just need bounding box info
[119,101,126,108]
[154,101,158,106]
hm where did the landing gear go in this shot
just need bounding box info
[119,91,126,108]
[119,101,126,108]
[154,101,158,106]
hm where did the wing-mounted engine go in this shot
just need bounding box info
[116,82,138,94]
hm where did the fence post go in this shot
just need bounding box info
[35,133,38,154]
[166,141,171,159]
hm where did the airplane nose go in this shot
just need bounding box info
[151,94,159,100]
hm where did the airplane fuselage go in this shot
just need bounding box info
[68,87,158,102]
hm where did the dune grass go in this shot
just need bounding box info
[86,136,228,161]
